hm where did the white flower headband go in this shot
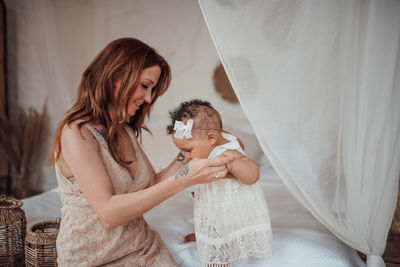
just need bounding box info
[173,119,193,140]
[173,119,223,140]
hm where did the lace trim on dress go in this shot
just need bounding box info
[198,230,273,267]
[196,223,271,246]
[123,126,150,188]
[86,124,140,181]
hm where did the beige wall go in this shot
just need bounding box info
[5,0,258,192]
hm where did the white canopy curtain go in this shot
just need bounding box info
[198,0,400,266]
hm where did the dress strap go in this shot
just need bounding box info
[208,133,245,159]
[122,126,151,189]
[84,124,109,150]
[123,126,145,166]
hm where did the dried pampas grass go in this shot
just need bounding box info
[0,104,48,198]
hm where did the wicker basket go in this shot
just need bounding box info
[0,195,26,266]
[25,219,60,267]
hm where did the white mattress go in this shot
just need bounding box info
[22,155,365,267]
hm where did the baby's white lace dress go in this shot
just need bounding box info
[193,133,273,267]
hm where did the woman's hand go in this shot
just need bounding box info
[174,156,232,187]
[217,150,244,173]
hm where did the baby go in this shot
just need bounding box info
[167,99,273,267]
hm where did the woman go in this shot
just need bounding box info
[48,38,230,266]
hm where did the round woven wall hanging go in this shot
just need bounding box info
[213,63,239,104]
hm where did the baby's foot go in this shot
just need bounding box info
[184,233,196,243]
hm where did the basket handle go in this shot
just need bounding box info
[0,195,23,209]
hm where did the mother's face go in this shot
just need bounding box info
[127,65,161,117]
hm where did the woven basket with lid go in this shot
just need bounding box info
[0,195,27,266]
[25,219,60,267]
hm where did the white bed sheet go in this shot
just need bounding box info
[22,155,365,267]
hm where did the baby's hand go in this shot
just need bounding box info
[218,151,244,174]
[221,150,244,160]
[214,152,243,179]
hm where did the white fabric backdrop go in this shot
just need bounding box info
[198,0,400,266]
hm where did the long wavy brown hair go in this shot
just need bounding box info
[48,37,171,166]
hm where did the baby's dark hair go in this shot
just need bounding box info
[167,99,222,135]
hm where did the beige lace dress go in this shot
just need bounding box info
[55,124,177,267]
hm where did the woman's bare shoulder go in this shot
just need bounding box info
[61,121,89,140]
[60,121,100,152]
[57,122,93,177]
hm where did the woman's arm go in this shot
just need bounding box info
[155,151,188,184]
[221,150,259,185]
[60,125,229,229]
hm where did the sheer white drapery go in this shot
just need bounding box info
[198,1,400,266]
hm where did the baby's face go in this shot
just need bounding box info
[172,134,213,160]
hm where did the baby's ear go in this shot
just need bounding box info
[206,132,217,146]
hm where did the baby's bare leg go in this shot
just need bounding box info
[183,192,197,243]
[184,233,196,243]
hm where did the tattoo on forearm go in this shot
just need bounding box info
[175,164,189,180]
[177,152,185,162]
